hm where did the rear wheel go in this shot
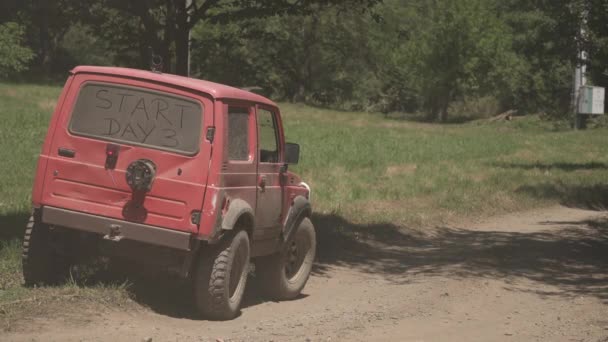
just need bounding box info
[193,230,250,320]
[256,217,316,300]
[22,214,70,286]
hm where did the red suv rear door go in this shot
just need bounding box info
[40,73,213,233]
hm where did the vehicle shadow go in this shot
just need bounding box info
[0,211,29,243]
[73,259,306,320]
[121,274,305,320]
[312,211,608,303]
[0,210,300,320]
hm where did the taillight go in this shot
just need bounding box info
[105,144,120,169]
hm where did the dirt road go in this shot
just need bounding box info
[4,206,608,341]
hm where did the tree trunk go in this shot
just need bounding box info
[174,0,190,76]
[438,87,452,122]
[162,0,175,73]
[426,92,440,122]
[292,83,306,102]
[439,105,449,122]
[174,26,189,76]
[37,0,51,72]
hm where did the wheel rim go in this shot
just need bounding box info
[229,242,247,299]
[284,232,308,280]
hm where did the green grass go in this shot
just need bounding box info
[2,83,608,329]
[282,103,608,225]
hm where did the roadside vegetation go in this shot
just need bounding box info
[1,83,608,330]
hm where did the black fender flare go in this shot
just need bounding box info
[282,195,312,243]
[188,199,254,276]
[221,199,255,232]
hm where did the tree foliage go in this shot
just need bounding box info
[0,22,35,78]
[68,0,380,75]
[1,0,607,120]
[586,0,608,90]
[378,0,524,121]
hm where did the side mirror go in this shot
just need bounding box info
[285,143,300,165]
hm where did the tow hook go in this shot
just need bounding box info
[103,224,124,242]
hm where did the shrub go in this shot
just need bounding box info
[0,22,35,78]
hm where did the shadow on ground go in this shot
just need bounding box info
[0,210,301,320]
[86,269,277,320]
[312,211,608,303]
[495,161,608,210]
[495,160,608,212]
[516,183,608,211]
[0,211,29,243]
[3,201,606,319]
[383,112,478,124]
[495,161,608,172]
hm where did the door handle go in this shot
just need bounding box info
[259,175,267,192]
[58,147,76,158]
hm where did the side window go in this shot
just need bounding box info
[257,109,279,163]
[228,107,250,161]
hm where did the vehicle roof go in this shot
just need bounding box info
[71,66,277,107]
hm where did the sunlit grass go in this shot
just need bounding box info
[281,102,608,225]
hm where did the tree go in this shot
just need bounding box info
[498,0,582,117]
[2,0,605,118]
[389,0,522,121]
[189,3,380,105]
[586,0,608,90]
[1,0,87,75]
[80,0,381,75]
[0,22,35,78]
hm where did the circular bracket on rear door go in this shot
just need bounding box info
[126,159,157,192]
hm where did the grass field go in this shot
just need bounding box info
[283,103,608,224]
[2,82,608,330]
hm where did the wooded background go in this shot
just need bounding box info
[1,0,607,121]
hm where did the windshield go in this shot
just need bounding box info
[69,82,202,155]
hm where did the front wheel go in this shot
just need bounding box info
[256,217,316,300]
[192,230,250,320]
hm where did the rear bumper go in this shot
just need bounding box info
[41,206,192,251]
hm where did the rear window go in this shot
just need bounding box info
[69,82,203,155]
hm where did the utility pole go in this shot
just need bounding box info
[573,52,587,129]
[573,7,588,129]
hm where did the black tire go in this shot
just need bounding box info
[22,214,70,286]
[192,230,250,320]
[256,217,316,300]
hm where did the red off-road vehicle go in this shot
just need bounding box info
[23,66,315,320]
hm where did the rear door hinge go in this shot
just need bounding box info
[191,211,202,225]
